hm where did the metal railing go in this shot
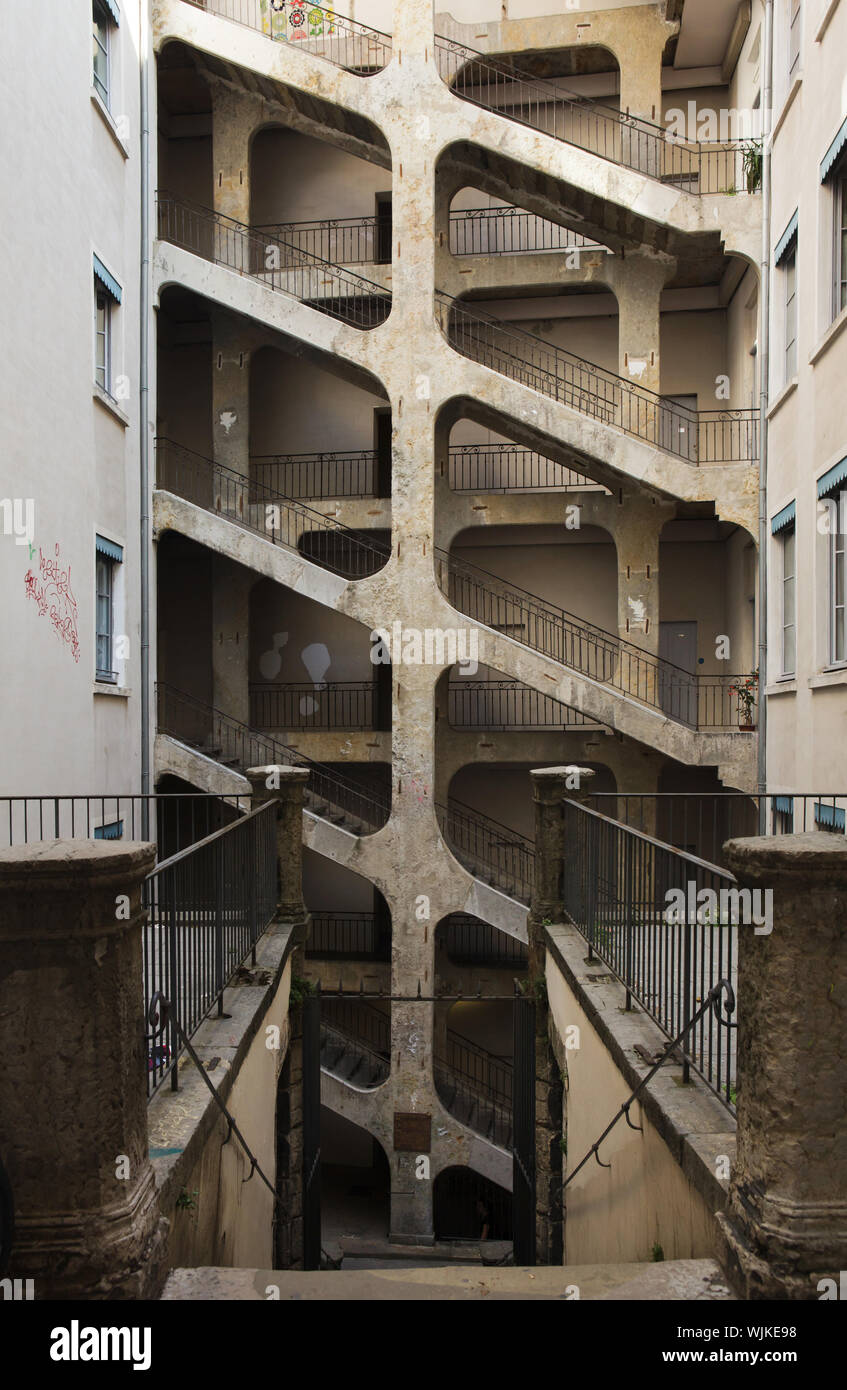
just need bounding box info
[322,995,390,1054]
[448,678,600,731]
[440,913,528,968]
[0,791,250,851]
[434,36,750,196]
[250,449,380,499]
[306,910,390,960]
[157,683,391,832]
[183,0,393,73]
[254,205,605,264]
[448,442,603,493]
[437,797,535,904]
[435,1029,513,1148]
[561,798,737,1107]
[436,547,745,730]
[585,792,847,868]
[157,194,391,329]
[435,293,758,465]
[144,799,278,1094]
[450,206,606,257]
[250,681,379,730]
[156,438,391,580]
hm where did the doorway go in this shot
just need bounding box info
[659,620,698,726]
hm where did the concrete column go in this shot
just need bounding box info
[212,557,253,728]
[716,833,847,1299]
[247,764,310,1269]
[614,499,664,662]
[529,766,594,1266]
[0,840,167,1299]
[614,251,674,396]
[212,319,251,480]
[211,83,253,226]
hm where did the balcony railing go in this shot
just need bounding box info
[440,913,528,968]
[561,798,737,1108]
[435,293,758,465]
[0,792,250,852]
[183,1,393,73]
[249,681,380,731]
[434,36,751,196]
[156,438,391,580]
[306,911,390,960]
[437,798,535,904]
[437,547,746,731]
[448,442,604,493]
[145,799,278,1094]
[251,449,380,499]
[448,678,601,731]
[157,194,391,329]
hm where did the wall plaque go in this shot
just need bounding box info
[393,1112,431,1153]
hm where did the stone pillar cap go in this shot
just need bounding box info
[724,831,847,883]
[246,764,310,781]
[530,765,596,779]
[0,838,156,883]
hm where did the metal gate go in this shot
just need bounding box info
[512,991,536,1265]
[302,992,322,1271]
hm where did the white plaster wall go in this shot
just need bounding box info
[0,3,144,798]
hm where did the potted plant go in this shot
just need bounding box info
[742,140,763,193]
[730,670,758,731]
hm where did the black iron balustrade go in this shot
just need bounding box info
[435,293,758,465]
[157,683,391,833]
[183,0,393,73]
[156,438,390,580]
[435,1030,513,1148]
[321,995,390,1054]
[436,546,744,730]
[561,798,737,1107]
[0,791,250,852]
[144,799,278,1095]
[450,206,605,257]
[156,194,391,329]
[437,797,535,904]
[306,911,390,960]
[252,216,385,266]
[440,913,528,968]
[250,449,378,499]
[448,442,603,493]
[434,36,749,196]
[448,678,599,731]
[249,681,379,731]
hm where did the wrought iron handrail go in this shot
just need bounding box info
[437,796,535,904]
[156,682,391,832]
[435,292,758,465]
[448,678,601,730]
[448,442,602,493]
[0,791,251,852]
[434,35,750,196]
[183,0,393,73]
[250,448,380,499]
[156,193,391,329]
[560,798,738,1107]
[306,910,390,960]
[436,545,747,730]
[155,437,391,579]
[249,680,380,731]
[440,913,528,967]
[144,799,278,1094]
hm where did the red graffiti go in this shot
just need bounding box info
[24,542,80,663]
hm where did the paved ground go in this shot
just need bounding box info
[163,1259,733,1300]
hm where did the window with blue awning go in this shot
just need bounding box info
[93,254,122,304]
[771,501,795,535]
[817,457,847,499]
[774,210,798,266]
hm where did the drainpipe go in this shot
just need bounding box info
[139,0,152,828]
[756,0,773,829]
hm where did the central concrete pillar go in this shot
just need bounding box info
[212,319,252,481]
[717,833,847,1299]
[530,766,594,1265]
[211,82,253,226]
[212,556,253,728]
[0,839,167,1299]
[615,251,674,397]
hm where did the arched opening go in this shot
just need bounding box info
[304,850,392,966]
[321,998,391,1089]
[433,1167,513,1244]
[320,1111,391,1255]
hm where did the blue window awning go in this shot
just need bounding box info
[821,116,847,182]
[95,820,124,840]
[771,501,795,535]
[815,802,846,831]
[101,0,120,24]
[93,253,122,304]
[774,796,793,815]
[774,210,798,266]
[817,456,847,499]
[96,534,124,563]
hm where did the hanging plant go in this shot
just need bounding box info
[742,140,763,193]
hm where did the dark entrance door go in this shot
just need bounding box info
[375,192,392,265]
[374,407,392,498]
[659,620,698,727]
[512,991,536,1265]
[302,992,322,1270]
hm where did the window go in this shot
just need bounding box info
[780,522,796,676]
[814,802,845,833]
[788,0,801,80]
[773,796,794,834]
[95,290,111,393]
[95,820,124,840]
[93,255,122,396]
[821,128,847,323]
[92,2,111,106]
[784,247,797,381]
[95,535,123,682]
